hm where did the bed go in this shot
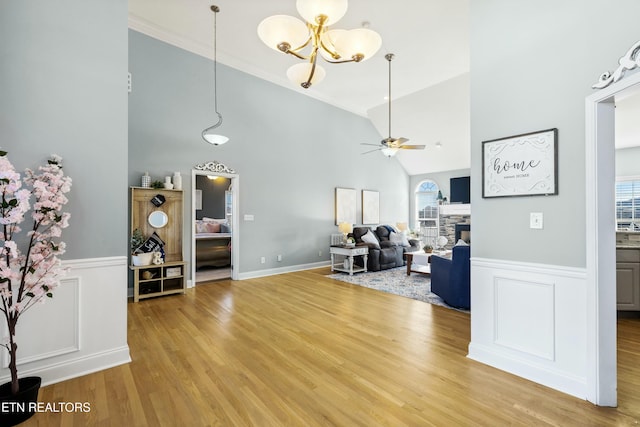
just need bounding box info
[195,219,231,269]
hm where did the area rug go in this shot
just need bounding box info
[328,267,466,311]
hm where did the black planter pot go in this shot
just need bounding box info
[0,376,42,426]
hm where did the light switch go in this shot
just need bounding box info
[530,212,543,229]
[244,214,254,221]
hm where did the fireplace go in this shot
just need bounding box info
[455,223,470,244]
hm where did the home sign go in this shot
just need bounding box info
[482,128,558,198]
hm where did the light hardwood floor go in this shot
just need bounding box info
[23,268,640,426]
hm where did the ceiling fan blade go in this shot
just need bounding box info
[361,143,383,147]
[361,147,383,155]
[399,145,426,150]
[396,137,410,145]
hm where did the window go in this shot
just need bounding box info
[616,178,640,231]
[415,180,439,245]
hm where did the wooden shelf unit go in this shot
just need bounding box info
[130,187,187,302]
[130,261,186,302]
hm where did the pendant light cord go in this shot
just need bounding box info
[212,5,220,116]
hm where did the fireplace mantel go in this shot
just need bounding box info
[439,204,471,216]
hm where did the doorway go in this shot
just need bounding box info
[191,168,239,284]
[586,70,640,406]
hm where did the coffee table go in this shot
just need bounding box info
[330,245,369,275]
[406,250,452,276]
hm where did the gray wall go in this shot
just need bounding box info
[1,0,128,259]
[616,147,640,178]
[128,31,410,275]
[470,0,640,267]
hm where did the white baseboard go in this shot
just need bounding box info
[16,346,131,388]
[238,261,331,280]
[469,257,588,400]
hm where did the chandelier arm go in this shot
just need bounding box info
[284,49,309,61]
[302,48,320,88]
[280,36,313,58]
[301,24,324,88]
[323,58,358,64]
[319,41,341,60]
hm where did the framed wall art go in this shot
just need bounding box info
[335,187,357,225]
[362,190,380,225]
[482,128,558,198]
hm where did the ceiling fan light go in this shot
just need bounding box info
[381,147,399,157]
[286,62,326,87]
[296,0,348,26]
[334,28,382,61]
[257,15,309,52]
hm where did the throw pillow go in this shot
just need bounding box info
[203,217,228,225]
[361,230,380,248]
[195,220,207,233]
[389,231,411,247]
[455,239,469,246]
[220,223,231,233]
[138,232,165,253]
[205,222,221,233]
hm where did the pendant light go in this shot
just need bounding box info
[202,5,229,145]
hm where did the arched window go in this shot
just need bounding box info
[415,180,440,245]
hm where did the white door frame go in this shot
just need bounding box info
[585,70,640,406]
[191,168,240,283]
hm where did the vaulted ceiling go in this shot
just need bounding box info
[128,0,469,175]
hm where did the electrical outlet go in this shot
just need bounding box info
[260,257,266,264]
[318,250,322,257]
[277,254,282,262]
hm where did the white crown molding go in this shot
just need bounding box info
[127,14,366,117]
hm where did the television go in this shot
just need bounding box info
[450,176,470,204]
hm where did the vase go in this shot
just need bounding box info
[141,172,151,188]
[0,376,42,426]
[173,172,182,190]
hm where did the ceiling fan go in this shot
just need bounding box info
[362,53,425,157]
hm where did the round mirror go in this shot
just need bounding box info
[148,211,168,229]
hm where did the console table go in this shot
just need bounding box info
[330,245,369,275]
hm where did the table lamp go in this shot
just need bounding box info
[396,222,408,234]
[338,222,353,244]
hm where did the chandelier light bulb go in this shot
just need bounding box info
[334,28,382,62]
[257,15,309,52]
[287,62,326,88]
[296,0,348,26]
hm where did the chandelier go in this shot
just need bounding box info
[257,0,382,89]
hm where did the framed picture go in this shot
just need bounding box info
[482,128,558,198]
[335,187,356,225]
[362,190,380,225]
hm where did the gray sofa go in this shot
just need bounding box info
[350,226,418,271]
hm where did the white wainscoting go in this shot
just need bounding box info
[0,256,131,387]
[469,258,588,399]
